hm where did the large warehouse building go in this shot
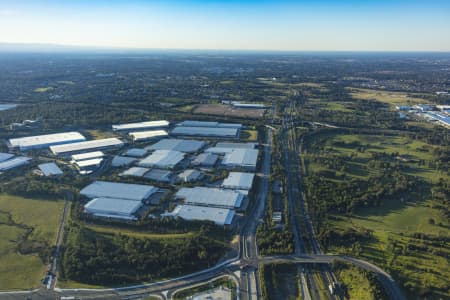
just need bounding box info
[175,187,244,209]
[80,181,158,202]
[191,152,218,167]
[167,204,235,226]
[0,156,31,171]
[178,120,242,129]
[112,120,169,131]
[147,139,206,153]
[129,130,168,142]
[8,132,86,151]
[50,138,124,155]
[38,162,63,177]
[222,172,255,190]
[138,150,184,169]
[171,126,239,138]
[84,197,143,221]
[222,149,258,170]
[0,153,14,162]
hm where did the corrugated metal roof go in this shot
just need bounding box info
[120,167,149,177]
[0,153,14,162]
[191,153,218,167]
[9,132,86,150]
[85,197,143,216]
[124,148,148,157]
[38,162,63,176]
[71,151,104,161]
[144,169,172,182]
[0,156,31,171]
[111,156,137,167]
[129,130,168,141]
[176,187,243,209]
[222,172,255,190]
[74,158,103,168]
[50,138,123,155]
[138,150,184,168]
[147,139,206,153]
[177,169,202,182]
[178,120,242,129]
[204,147,235,154]
[215,142,257,149]
[169,205,235,226]
[222,149,258,169]
[171,126,239,137]
[112,120,169,131]
[80,181,158,201]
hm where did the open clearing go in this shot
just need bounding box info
[0,194,64,290]
[193,104,264,119]
[348,88,429,106]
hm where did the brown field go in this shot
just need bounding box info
[193,104,264,119]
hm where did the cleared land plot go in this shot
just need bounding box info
[193,104,264,119]
[241,129,258,141]
[0,194,64,290]
[348,88,429,106]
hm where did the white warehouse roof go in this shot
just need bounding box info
[222,149,259,169]
[222,172,255,190]
[74,158,103,169]
[216,142,257,149]
[112,120,169,131]
[0,156,31,171]
[9,132,86,150]
[71,151,104,161]
[124,148,148,157]
[176,187,243,209]
[50,138,123,155]
[111,156,137,167]
[169,205,235,226]
[84,197,143,220]
[171,126,239,138]
[138,150,184,169]
[80,181,158,201]
[191,153,219,167]
[178,120,242,129]
[120,167,149,177]
[0,153,14,162]
[147,139,206,153]
[204,147,235,154]
[129,130,168,141]
[38,162,63,176]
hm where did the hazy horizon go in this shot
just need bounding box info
[0,0,450,52]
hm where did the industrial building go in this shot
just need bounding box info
[84,197,142,221]
[231,101,266,109]
[222,172,255,190]
[178,120,242,129]
[0,156,31,171]
[215,142,257,149]
[0,153,14,162]
[171,126,239,138]
[124,148,148,157]
[177,169,203,183]
[71,151,104,161]
[167,205,235,226]
[222,149,259,170]
[147,139,206,153]
[50,138,124,155]
[80,181,158,202]
[112,120,169,131]
[426,112,450,128]
[144,169,172,182]
[175,187,243,209]
[138,150,185,169]
[9,132,86,151]
[111,156,137,167]
[73,158,103,174]
[38,162,63,177]
[204,147,235,155]
[129,130,168,142]
[191,153,218,167]
[120,167,149,178]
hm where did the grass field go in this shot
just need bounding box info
[303,131,449,298]
[241,129,258,141]
[348,88,429,106]
[335,264,379,300]
[85,129,115,140]
[85,224,195,240]
[34,87,54,93]
[0,194,64,290]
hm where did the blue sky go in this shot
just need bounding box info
[0,0,449,51]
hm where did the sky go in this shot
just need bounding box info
[0,0,449,51]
